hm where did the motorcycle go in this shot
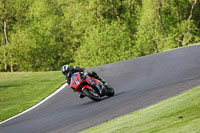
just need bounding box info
[70,72,115,101]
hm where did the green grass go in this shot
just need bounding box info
[82,86,200,133]
[0,71,64,122]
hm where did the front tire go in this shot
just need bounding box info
[83,88,101,101]
[106,87,115,97]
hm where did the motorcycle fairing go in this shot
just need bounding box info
[70,72,102,93]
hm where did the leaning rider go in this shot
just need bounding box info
[61,64,107,98]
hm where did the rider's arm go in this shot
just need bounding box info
[65,75,71,85]
[73,66,86,73]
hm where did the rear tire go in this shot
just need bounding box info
[83,88,101,101]
[106,87,115,97]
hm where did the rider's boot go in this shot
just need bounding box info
[99,78,108,96]
[100,78,108,87]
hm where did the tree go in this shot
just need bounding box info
[0,0,199,71]
[73,21,134,68]
[0,0,33,71]
[135,0,166,56]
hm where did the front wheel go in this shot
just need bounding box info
[83,88,101,101]
[106,87,115,97]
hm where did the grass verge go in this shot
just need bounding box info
[0,71,64,122]
[82,86,200,133]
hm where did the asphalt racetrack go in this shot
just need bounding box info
[0,45,200,133]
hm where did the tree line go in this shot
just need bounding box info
[0,0,200,72]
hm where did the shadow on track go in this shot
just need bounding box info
[79,91,128,105]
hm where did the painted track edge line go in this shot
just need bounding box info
[0,83,68,125]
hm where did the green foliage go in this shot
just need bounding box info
[135,0,165,56]
[135,0,200,57]
[0,0,200,71]
[73,22,135,68]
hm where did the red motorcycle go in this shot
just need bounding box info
[70,72,115,101]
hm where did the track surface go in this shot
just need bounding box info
[0,45,200,133]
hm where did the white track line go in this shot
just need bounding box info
[0,83,68,125]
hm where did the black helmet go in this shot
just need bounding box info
[61,64,71,75]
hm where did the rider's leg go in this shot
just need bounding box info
[88,71,108,95]
[89,71,107,86]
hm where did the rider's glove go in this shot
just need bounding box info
[83,72,88,78]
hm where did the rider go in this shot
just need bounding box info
[61,64,107,98]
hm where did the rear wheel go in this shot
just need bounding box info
[106,87,115,97]
[83,88,101,101]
